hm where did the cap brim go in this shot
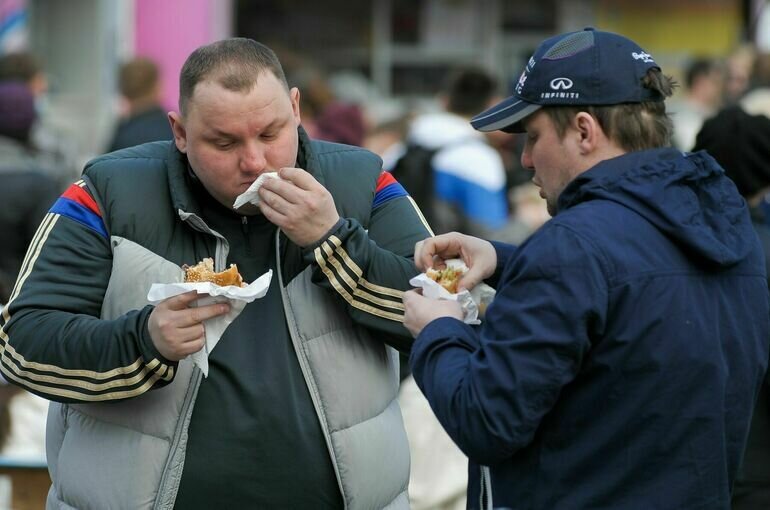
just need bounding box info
[470,96,542,133]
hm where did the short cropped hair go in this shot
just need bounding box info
[0,52,42,83]
[118,58,160,101]
[685,58,719,89]
[179,38,288,116]
[544,68,677,151]
[445,67,498,117]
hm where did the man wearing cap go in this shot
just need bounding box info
[402,28,770,509]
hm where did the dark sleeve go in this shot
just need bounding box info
[0,180,176,403]
[303,178,433,352]
[409,225,608,464]
[486,240,519,288]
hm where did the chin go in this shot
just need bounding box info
[234,203,261,216]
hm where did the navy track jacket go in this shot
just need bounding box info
[411,148,770,509]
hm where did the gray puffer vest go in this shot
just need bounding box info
[45,139,410,509]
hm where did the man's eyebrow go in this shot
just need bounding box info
[262,119,283,131]
[204,128,235,139]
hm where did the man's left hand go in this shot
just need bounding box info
[402,289,464,338]
[258,167,340,247]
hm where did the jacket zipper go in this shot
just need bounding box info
[273,229,347,504]
[480,465,493,510]
[153,368,202,510]
[154,212,228,509]
[241,216,255,257]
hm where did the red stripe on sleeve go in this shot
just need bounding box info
[375,171,397,193]
[62,185,101,217]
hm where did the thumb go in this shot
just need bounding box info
[457,267,484,292]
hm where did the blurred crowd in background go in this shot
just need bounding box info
[2,0,770,509]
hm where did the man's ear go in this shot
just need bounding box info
[168,111,187,153]
[573,111,601,154]
[290,87,302,125]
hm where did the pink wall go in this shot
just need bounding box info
[134,0,230,111]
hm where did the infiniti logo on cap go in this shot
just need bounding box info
[550,77,573,90]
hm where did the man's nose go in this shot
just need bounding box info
[240,142,267,173]
[520,147,533,170]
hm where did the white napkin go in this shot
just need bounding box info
[409,258,496,325]
[233,172,281,209]
[147,270,273,376]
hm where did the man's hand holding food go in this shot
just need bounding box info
[403,232,498,337]
[148,259,249,361]
[148,291,230,361]
[402,291,464,338]
[414,232,497,291]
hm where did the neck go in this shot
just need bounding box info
[579,144,627,177]
[129,96,162,115]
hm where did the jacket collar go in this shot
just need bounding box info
[166,141,200,217]
[297,125,325,186]
[557,147,682,212]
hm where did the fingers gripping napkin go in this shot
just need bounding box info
[147,258,272,377]
[233,171,281,209]
[410,258,496,325]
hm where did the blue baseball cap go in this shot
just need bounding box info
[471,28,664,133]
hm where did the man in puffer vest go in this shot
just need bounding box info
[1,38,431,509]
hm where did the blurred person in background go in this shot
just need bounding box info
[363,114,411,173]
[0,51,79,186]
[669,56,723,151]
[314,101,367,147]
[694,106,770,510]
[402,28,769,509]
[740,52,770,118]
[0,38,430,508]
[106,57,173,152]
[0,81,57,466]
[738,49,770,240]
[724,44,757,105]
[285,63,335,139]
[287,63,367,146]
[0,81,59,304]
[0,51,47,97]
[399,66,508,237]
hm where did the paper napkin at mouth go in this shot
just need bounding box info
[233,172,281,209]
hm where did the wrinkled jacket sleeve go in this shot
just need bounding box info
[410,224,608,464]
[304,172,433,352]
[486,240,519,288]
[0,180,176,403]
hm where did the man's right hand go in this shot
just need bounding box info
[148,291,230,361]
[414,232,497,291]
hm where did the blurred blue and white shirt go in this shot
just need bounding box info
[409,111,508,230]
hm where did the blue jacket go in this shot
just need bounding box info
[411,148,770,510]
